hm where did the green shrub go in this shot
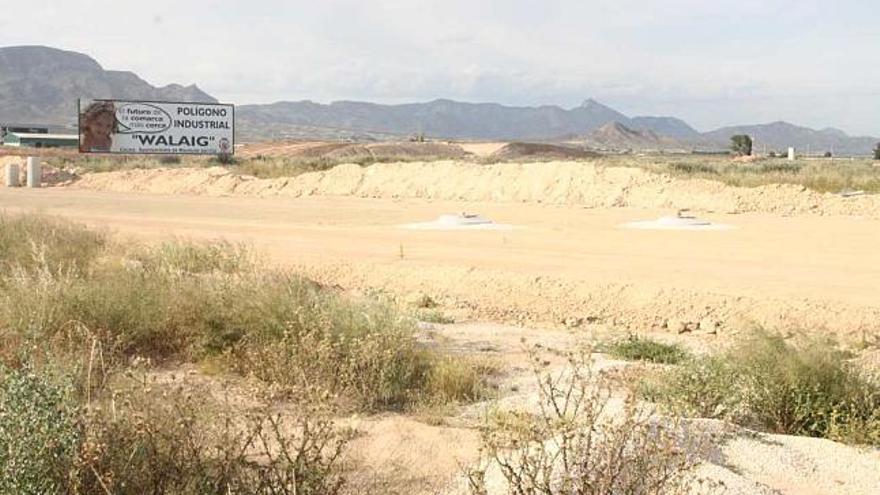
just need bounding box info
[0,366,82,494]
[641,330,880,445]
[415,308,455,324]
[158,155,181,165]
[730,134,753,156]
[669,162,718,175]
[602,335,689,364]
[212,153,236,165]
[754,162,803,174]
[78,383,351,495]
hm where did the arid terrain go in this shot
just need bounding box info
[1,145,879,494]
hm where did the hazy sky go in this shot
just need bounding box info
[2,0,878,134]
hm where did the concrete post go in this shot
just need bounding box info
[787,147,795,161]
[26,157,41,188]
[4,163,20,187]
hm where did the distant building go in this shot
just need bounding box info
[3,132,79,148]
[0,124,50,139]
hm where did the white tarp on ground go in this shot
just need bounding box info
[620,215,734,231]
[401,213,515,231]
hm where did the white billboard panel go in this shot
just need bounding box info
[78,99,234,155]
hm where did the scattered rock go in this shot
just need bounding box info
[405,291,437,308]
[563,316,584,328]
[699,318,719,334]
[666,319,687,334]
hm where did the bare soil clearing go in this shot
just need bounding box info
[1,188,878,338]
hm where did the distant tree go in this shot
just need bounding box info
[824,151,833,158]
[768,151,777,158]
[730,135,753,156]
[874,142,880,160]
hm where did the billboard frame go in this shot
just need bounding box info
[77,98,235,156]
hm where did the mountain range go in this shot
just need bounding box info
[1,46,877,155]
[0,46,215,127]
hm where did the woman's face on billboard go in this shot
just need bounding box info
[83,107,114,150]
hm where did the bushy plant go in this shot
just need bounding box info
[416,308,456,324]
[669,162,718,175]
[158,154,182,165]
[730,134,753,156]
[0,366,82,494]
[602,335,690,365]
[641,330,880,445]
[78,382,352,495]
[466,348,705,495]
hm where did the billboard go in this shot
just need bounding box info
[78,99,234,155]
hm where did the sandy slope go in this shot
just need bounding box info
[69,162,880,218]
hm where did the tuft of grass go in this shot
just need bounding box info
[423,355,498,405]
[0,213,106,274]
[641,330,880,445]
[607,154,880,194]
[416,309,456,324]
[132,239,254,274]
[602,335,689,364]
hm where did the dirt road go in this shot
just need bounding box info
[2,187,878,336]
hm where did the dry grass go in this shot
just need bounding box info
[605,154,880,193]
[466,347,707,494]
[0,212,494,493]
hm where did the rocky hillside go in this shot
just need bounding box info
[0,46,215,126]
[2,46,876,154]
[585,122,680,150]
[235,98,643,140]
[703,121,878,156]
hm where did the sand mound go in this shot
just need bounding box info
[236,140,466,161]
[68,160,880,218]
[490,142,600,161]
[458,142,509,157]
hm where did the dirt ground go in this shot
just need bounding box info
[1,187,878,340]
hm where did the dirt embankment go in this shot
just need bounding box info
[235,140,467,161]
[489,142,601,160]
[69,161,880,218]
[299,261,880,340]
